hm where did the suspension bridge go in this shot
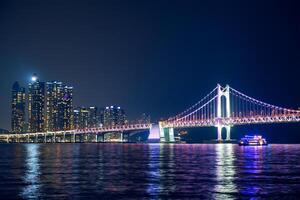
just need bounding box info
[159,84,300,142]
[1,84,300,143]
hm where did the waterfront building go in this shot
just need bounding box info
[28,74,45,132]
[46,81,73,131]
[73,107,89,129]
[59,86,73,130]
[21,122,29,133]
[46,81,62,131]
[87,107,99,128]
[103,106,126,126]
[11,82,26,133]
[117,107,127,125]
[73,106,101,129]
[98,108,104,126]
[73,108,80,129]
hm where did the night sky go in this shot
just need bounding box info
[1,0,300,140]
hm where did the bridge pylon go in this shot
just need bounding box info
[217,84,230,119]
[216,84,231,141]
[217,125,231,141]
[159,122,175,143]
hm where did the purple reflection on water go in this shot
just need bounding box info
[0,144,299,199]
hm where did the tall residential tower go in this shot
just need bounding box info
[11,82,26,133]
[103,106,126,126]
[73,106,101,129]
[46,81,73,131]
[28,74,45,132]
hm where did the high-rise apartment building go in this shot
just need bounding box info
[87,107,99,128]
[73,106,102,129]
[46,81,73,131]
[103,106,126,126]
[73,107,89,129]
[11,82,26,133]
[28,74,45,133]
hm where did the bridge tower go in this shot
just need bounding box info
[216,84,231,141]
[159,122,175,143]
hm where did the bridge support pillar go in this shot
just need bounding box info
[169,128,175,142]
[216,125,231,141]
[225,126,231,141]
[217,126,222,141]
[159,123,175,143]
[159,123,165,142]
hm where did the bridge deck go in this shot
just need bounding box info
[0,124,152,142]
[161,115,300,128]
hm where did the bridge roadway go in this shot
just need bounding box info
[0,124,152,143]
[161,114,300,129]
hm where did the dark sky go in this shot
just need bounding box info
[1,0,300,130]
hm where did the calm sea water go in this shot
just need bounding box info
[0,143,300,199]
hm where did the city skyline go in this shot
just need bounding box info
[3,82,300,143]
[8,73,146,133]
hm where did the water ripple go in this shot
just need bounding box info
[0,144,299,199]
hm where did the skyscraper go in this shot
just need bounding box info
[46,81,62,131]
[11,82,26,133]
[59,86,73,130]
[73,106,102,129]
[98,107,104,126]
[73,107,89,129]
[116,107,126,125]
[87,107,99,128]
[28,74,45,133]
[46,81,73,131]
[73,108,80,129]
[103,106,126,126]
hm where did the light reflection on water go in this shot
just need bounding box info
[239,145,272,198]
[214,144,237,199]
[21,144,41,199]
[0,144,299,199]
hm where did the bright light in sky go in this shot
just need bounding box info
[31,75,37,82]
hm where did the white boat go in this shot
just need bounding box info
[239,135,268,146]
